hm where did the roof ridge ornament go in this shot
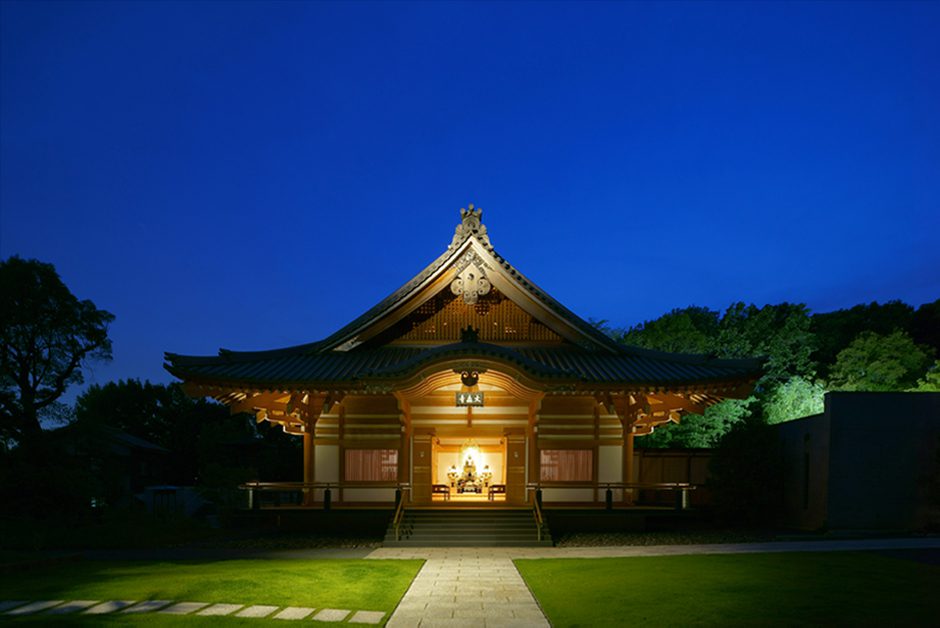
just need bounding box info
[450,203,491,248]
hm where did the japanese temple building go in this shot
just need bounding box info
[165,207,762,508]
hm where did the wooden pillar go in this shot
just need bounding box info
[303,429,316,506]
[623,426,635,505]
[506,432,527,504]
[412,433,433,504]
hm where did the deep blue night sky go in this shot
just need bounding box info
[2,1,938,395]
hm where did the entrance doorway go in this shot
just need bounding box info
[431,437,506,503]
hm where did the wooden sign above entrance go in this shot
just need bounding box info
[456,392,484,407]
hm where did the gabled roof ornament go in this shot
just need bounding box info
[450,204,491,248]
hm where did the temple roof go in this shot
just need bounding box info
[165,206,763,394]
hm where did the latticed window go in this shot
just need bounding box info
[540,449,593,482]
[345,449,399,482]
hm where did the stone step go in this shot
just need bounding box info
[383,508,552,547]
[383,539,554,547]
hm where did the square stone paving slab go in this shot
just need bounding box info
[197,603,244,616]
[235,604,279,618]
[4,600,63,615]
[47,600,99,614]
[159,602,211,615]
[273,606,315,620]
[348,609,386,624]
[312,608,351,622]
[84,600,137,614]
[122,600,173,613]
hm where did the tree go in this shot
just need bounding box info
[716,302,816,387]
[811,301,916,379]
[621,302,815,388]
[764,376,826,424]
[829,330,934,391]
[619,306,719,354]
[707,408,784,525]
[76,380,236,484]
[910,360,940,392]
[638,398,752,449]
[623,302,814,448]
[74,379,301,485]
[910,300,940,357]
[0,256,114,443]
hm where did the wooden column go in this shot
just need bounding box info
[617,393,646,506]
[303,428,316,506]
[506,432,527,504]
[300,393,333,507]
[623,425,635,505]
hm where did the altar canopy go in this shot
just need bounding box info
[165,206,762,506]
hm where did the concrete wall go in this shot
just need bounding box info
[777,412,830,530]
[826,392,940,531]
[777,392,940,531]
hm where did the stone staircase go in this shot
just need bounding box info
[383,508,553,547]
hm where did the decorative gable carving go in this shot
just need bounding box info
[450,204,491,248]
[450,260,491,304]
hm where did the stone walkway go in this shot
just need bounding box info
[386,557,548,628]
[0,598,385,623]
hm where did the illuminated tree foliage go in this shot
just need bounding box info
[911,360,940,392]
[619,299,936,446]
[0,256,114,444]
[619,306,719,355]
[764,376,826,425]
[829,330,935,392]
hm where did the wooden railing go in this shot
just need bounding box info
[238,482,406,510]
[526,482,698,510]
[532,492,544,541]
[393,491,407,541]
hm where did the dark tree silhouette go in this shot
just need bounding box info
[0,256,114,443]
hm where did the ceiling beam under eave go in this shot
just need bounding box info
[646,393,708,416]
[229,391,289,414]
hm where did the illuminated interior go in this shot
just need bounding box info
[433,437,506,502]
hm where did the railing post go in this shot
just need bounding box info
[536,487,542,509]
[605,486,613,511]
[323,486,332,511]
[248,486,255,510]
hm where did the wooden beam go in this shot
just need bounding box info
[647,393,707,416]
[230,391,286,414]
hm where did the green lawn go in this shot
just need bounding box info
[1,558,423,626]
[515,551,940,627]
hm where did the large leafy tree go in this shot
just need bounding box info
[0,256,114,443]
[910,299,940,357]
[75,379,300,484]
[764,376,826,425]
[622,302,816,446]
[618,306,720,354]
[810,300,916,379]
[829,330,934,391]
[76,380,238,484]
[715,302,816,387]
[640,398,752,449]
[910,360,940,392]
